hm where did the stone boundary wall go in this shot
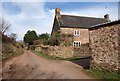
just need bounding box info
[73,44,90,57]
[35,44,90,58]
[35,45,73,58]
[89,24,120,73]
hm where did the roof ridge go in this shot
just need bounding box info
[61,14,105,20]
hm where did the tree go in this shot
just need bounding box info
[33,33,50,45]
[1,18,13,43]
[9,33,17,41]
[38,33,49,40]
[0,18,11,34]
[23,30,38,45]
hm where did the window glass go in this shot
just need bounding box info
[74,30,80,36]
[73,41,81,47]
[77,31,80,35]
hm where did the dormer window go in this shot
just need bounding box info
[74,30,80,36]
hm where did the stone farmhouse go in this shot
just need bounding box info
[89,20,120,73]
[51,8,110,47]
[36,8,119,73]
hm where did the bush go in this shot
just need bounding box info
[38,33,49,40]
[33,39,48,45]
[30,45,36,50]
[47,39,60,46]
[2,43,24,60]
[47,33,60,46]
[59,34,73,46]
[2,33,15,43]
[2,43,13,54]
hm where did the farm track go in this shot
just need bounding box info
[3,50,94,79]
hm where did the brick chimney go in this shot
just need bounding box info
[55,8,61,21]
[55,8,60,15]
[104,14,110,21]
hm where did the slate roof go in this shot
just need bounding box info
[58,15,109,28]
[89,20,120,29]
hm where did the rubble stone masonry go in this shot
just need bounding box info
[35,44,90,58]
[89,23,120,73]
[35,45,73,58]
[60,28,89,44]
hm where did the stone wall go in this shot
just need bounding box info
[35,45,73,58]
[73,44,90,57]
[35,44,90,58]
[89,23,120,73]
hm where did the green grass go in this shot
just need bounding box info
[32,51,89,61]
[87,68,120,81]
[33,51,58,60]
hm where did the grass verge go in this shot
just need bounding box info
[2,43,24,60]
[86,68,120,81]
[32,51,89,61]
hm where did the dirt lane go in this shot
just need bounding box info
[3,50,94,79]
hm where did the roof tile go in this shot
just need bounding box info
[59,15,109,28]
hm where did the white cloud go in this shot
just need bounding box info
[2,2,55,41]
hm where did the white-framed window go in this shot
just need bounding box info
[73,41,81,47]
[74,30,80,36]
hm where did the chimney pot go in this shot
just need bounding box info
[104,14,110,21]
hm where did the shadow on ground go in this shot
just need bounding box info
[70,56,92,69]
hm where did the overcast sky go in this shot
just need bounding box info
[1,2,118,41]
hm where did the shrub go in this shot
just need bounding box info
[59,34,73,46]
[2,33,15,43]
[33,39,48,45]
[30,45,36,50]
[2,43,24,60]
[47,33,60,46]
[47,39,60,46]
